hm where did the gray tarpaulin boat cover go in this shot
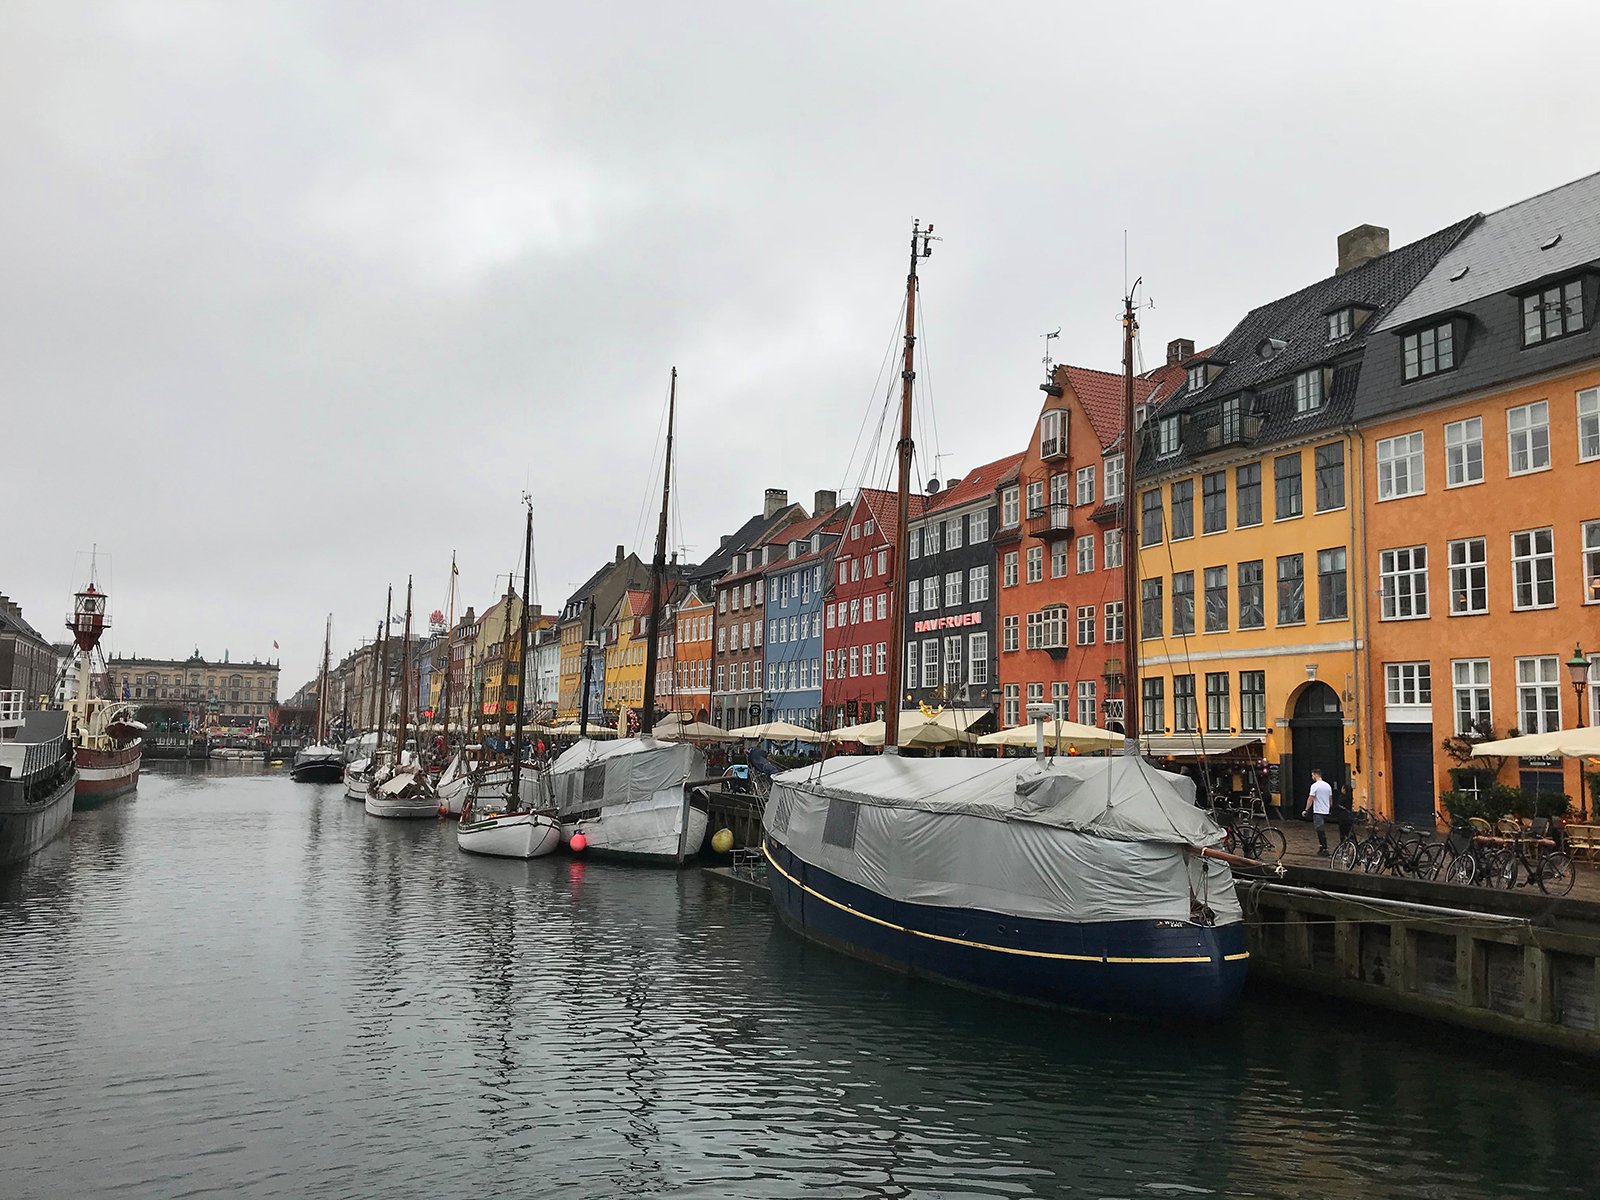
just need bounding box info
[549,737,706,818]
[767,755,1242,926]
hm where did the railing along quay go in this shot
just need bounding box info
[1238,863,1600,1055]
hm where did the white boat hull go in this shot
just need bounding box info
[457,810,561,858]
[561,791,708,865]
[343,769,372,801]
[365,792,440,819]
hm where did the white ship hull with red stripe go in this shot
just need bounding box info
[74,740,142,805]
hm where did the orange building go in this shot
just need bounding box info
[1356,175,1600,821]
[663,583,714,722]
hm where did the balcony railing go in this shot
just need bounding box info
[1039,435,1067,461]
[1025,503,1074,541]
[1180,406,1265,457]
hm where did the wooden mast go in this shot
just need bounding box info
[883,221,934,754]
[440,554,456,759]
[377,586,392,762]
[509,504,533,812]
[318,616,331,743]
[398,576,413,765]
[579,601,596,738]
[368,621,382,735]
[641,367,676,736]
[1121,288,1141,751]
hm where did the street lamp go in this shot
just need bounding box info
[1568,644,1591,728]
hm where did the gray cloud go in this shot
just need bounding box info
[5,1,1597,685]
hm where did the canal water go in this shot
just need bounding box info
[2,763,1596,1199]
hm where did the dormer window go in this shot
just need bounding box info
[1157,415,1180,457]
[1293,369,1324,415]
[1403,322,1455,381]
[1521,278,1585,346]
[1187,364,1206,394]
[1328,308,1353,340]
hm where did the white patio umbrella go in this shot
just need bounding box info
[1472,727,1600,758]
[726,720,823,742]
[977,719,1124,754]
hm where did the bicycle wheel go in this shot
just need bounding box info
[1253,827,1286,864]
[1444,853,1474,886]
[1539,852,1575,897]
[1485,848,1518,889]
[1413,841,1445,880]
[1360,840,1387,873]
[1331,839,1358,871]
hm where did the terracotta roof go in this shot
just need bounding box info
[622,590,652,618]
[1057,364,1164,451]
[922,452,1024,516]
[855,487,927,546]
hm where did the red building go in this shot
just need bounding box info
[994,352,1187,731]
[822,488,924,728]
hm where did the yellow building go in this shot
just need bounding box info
[603,591,652,719]
[474,592,522,727]
[1132,220,1468,813]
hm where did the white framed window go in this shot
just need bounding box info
[825,650,834,679]
[1585,520,1600,605]
[1051,681,1071,720]
[1580,388,1600,462]
[1507,401,1550,475]
[1104,453,1124,502]
[1385,662,1432,706]
[1158,416,1179,457]
[944,572,962,608]
[1187,363,1206,393]
[1104,600,1123,644]
[942,635,964,688]
[862,554,873,579]
[1516,655,1561,733]
[1076,535,1094,574]
[1003,682,1019,726]
[1077,680,1096,727]
[1452,659,1490,735]
[850,524,860,540]
[968,633,988,685]
[1026,546,1044,583]
[1511,526,1555,609]
[1076,465,1095,505]
[1329,308,1353,340]
[1051,542,1069,579]
[837,562,847,586]
[1376,432,1425,499]
[826,604,836,628]
[1003,552,1018,588]
[849,599,860,625]
[908,525,921,559]
[1294,369,1323,414]
[1076,605,1095,646]
[1521,279,1585,345]
[1026,479,1045,519]
[968,565,990,602]
[1447,537,1488,615]
[1379,545,1428,620]
[1040,409,1064,458]
[1002,614,1019,652]
[850,559,859,582]
[1001,486,1020,528]
[717,627,726,652]
[1444,417,1483,487]
[907,579,919,614]
[970,508,990,541]
[1025,611,1042,650]
[946,516,963,550]
[923,577,939,610]
[920,639,939,688]
[1104,529,1123,569]
[1403,322,1454,380]
[864,519,874,536]
[877,594,886,621]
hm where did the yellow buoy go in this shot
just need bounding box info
[711,828,734,854]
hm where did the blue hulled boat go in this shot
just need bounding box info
[762,754,1249,1020]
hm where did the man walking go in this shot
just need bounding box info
[1303,767,1334,856]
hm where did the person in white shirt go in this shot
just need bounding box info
[1303,768,1334,856]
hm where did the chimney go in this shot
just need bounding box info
[719,534,731,550]
[1166,338,1195,367]
[813,489,837,514]
[529,604,541,618]
[946,478,959,490]
[615,544,624,564]
[763,488,788,519]
[1337,224,1389,275]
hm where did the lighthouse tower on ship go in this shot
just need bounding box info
[65,578,143,807]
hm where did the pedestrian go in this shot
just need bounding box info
[1303,767,1334,856]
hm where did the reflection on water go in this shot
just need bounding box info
[2,762,1596,1198]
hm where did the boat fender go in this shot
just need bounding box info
[570,832,588,853]
[711,828,734,854]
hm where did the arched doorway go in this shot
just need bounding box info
[1289,682,1345,812]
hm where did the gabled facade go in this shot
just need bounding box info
[555,547,651,720]
[902,455,1018,724]
[822,488,921,728]
[763,505,849,729]
[603,590,653,726]
[1356,172,1600,820]
[1135,217,1473,815]
[666,584,714,722]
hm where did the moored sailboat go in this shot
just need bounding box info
[291,617,343,783]
[365,577,438,818]
[548,368,710,866]
[763,224,1250,1018]
[458,499,560,857]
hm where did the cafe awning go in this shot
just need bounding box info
[1139,734,1264,758]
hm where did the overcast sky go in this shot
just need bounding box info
[6,2,1599,689]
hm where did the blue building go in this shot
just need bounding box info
[761,504,847,730]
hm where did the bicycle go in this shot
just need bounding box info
[1487,818,1574,896]
[1218,808,1286,864]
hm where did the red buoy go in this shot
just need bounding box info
[570,832,588,853]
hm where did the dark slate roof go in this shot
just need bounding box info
[685,503,807,584]
[0,604,50,648]
[1378,171,1600,331]
[1138,216,1475,479]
